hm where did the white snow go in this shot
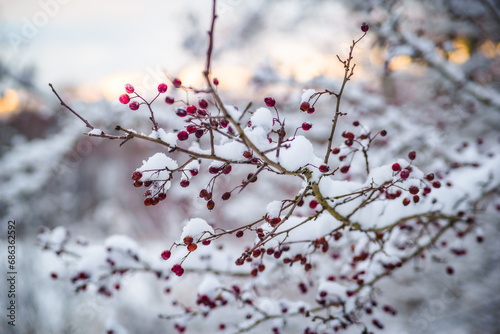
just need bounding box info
[250,107,274,132]
[301,89,316,102]
[179,218,215,242]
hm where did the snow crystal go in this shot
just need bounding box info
[88,128,103,136]
[278,136,315,171]
[137,152,178,181]
[301,89,316,102]
[197,275,222,300]
[179,218,214,241]
[250,107,274,132]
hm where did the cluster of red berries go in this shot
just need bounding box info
[131,171,167,206]
[119,83,169,110]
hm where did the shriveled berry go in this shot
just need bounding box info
[125,84,135,94]
[302,122,312,131]
[158,193,167,200]
[119,94,130,104]
[161,250,171,260]
[207,200,215,210]
[222,192,231,200]
[199,189,209,198]
[195,129,204,138]
[300,101,310,111]
[402,198,411,206]
[177,131,189,141]
[264,97,276,107]
[408,151,416,160]
[172,78,182,88]
[129,101,140,110]
[144,198,154,206]
[361,22,369,32]
[392,163,401,172]
[158,83,168,93]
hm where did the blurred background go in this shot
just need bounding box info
[0,0,499,333]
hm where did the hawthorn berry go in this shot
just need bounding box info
[171,264,184,276]
[300,101,310,111]
[207,200,215,210]
[50,272,58,279]
[194,129,204,138]
[157,83,168,93]
[307,107,315,114]
[209,166,220,174]
[446,266,454,275]
[332,147,340,154]
[432,181,441,188]
[187,243,197,252]
[380,130,387,136]
[319,165,329,173]
[184,236,194,245]
[309,200,318,209]
[353,120,360,126]
[340,166,350,173]
[144,197,154,206]
[408,151,416,160]
[165,96,175,104]
[222,192,231,200]
[186,124,197,134]
[198,98,208,109]
[132,171,143,181]
[186,105,197,115]
[175,108,187,117]
[264,97,276,107]
[119,94,130,104]
[177,131,189,141]
[199,189,209,198]
[213,78,219,85]
[190,169,199,176]
[302,122,312,131]
[409,186,419,195]
[400,170,410,179]
[413,195,420,203]
[223,165,232,174]
[236,230,244,238]
[172,78,182,88]
[161,250,171,260]
[158,193,167,200]
[392,163,401,172]
[361,22,369,33]
[180,180,190,188]
[202,240,211,246]
[129,101,140,110]
[402,198,411,206]
[125,84,135,94]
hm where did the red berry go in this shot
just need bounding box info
[408,151,416,160]
[392,163,401,172]
[446,266,454,275]
[361,22,369,32]
[184,236,194,245]
[207,200,215,210]
[307,107,315,114]
[380,130,387,136]
[309,200,318,209]
[199,189,209,198]
[423,187,431,195]
[129,101,140,110]
[409,186,419,195]
[195,129,204,138]
[202,240,211,246]
[158,83,168,93]
[402,198,411,206]
[186,105,197,115]
[301,122,312,131]
[180,180,190,187]
[213,78,219,85]
[161,250,171,260]
[236,230,244,238]
[432,181,441,188]
[253,249,261,257]
[171,264,184,276]
[187,243,197,252]
[175,108,187,117]
[425,173,435,181]
[50,272,58,279]
[177,131,189,141]
[340,166,350,173]
[190,169,198,176]
[332,147,340,154]
[413,195,420,203]
[144,197,154,206]
[222,192,231,200]
[119,94,130,104]
[186,124,197,134]
[165,96,175,104]
[300,101,310,111]
[353,120,360,126]
[264,97,276,107]
[158,193,167,200]
[319,165,329,173]
[400,170,410,179]
[132,171,143,181]
[198,98,208,109]
[173,78,182,88]
[125,84,135,94]
[209,166,219,174]
[223,165,232,174]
